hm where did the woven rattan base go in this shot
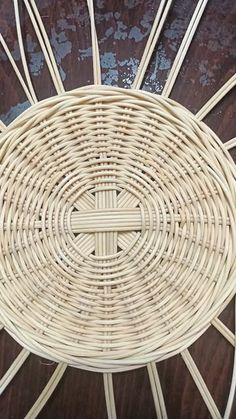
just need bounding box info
[0,86,236,372]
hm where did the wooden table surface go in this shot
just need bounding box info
[0,1,235,418]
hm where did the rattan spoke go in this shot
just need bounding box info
[147,362,167,419]
[104,373,117,419]
[0,349,30,395]
[14,0,38,103]
[162,0,208,97]
[132,0,172,90]
[212,318,234,347]
[225,138,236,151]
[181,349,221,419]
[223,299,236,419]
[24,363,67,419]
[22,0,64,94]
[196,74,236,120]
[87,0,101,84]
[0,34,34,104]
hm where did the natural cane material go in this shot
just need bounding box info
[0,85,235,373]
[0,0,236,417]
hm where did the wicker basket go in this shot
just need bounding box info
[0,0,236,418]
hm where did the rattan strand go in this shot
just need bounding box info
[196,74,236,120]
[23,0,65,94]
[222,297,236,419]
[0,33,34,104]
[162,0,208,97]
[24,363,67,419]
[212,318,234,346]
[147,362,167,419]
[104,373,117,419]
[0,85,236,373]
[0,348,30,395]
[132,0,172,90]
[14,0,37,103]
[181,349,221,418]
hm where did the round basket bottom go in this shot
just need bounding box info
[0,85,236,372]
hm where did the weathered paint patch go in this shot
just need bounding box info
[158,54,171,71]
[68,3,90,26]
[164,17,187,52]
[114,21,128,40]
[128,26,147,42]
[96,11,114,24]
[145,42,171,90]
[143,79,164,93]
[140,7,154,30]
[100,26,114,44]
[0,40,20,62]
[50,29,72,81]
[124,0,144,9]
[26,34,45,76]
[50,29,72,60]
[102,69,118,85]
[105,27,114,38]
[100,52,116,69]
[29,51,45,76]
[196,19,236,58]
[78,47,92,61]
[118,57,139,87]
[57,18,76,32]
[198,59,220,86]
[0,100,30,125]
[97,0,105,9]
[101,52,118,85]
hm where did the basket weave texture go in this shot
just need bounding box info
[0,85,236,372]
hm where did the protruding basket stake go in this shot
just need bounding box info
[24,363,67,419]
[196,74,236,120]
[225,138,236,151]
[104,373,117,419]
[147,362,168,419]
[0,34,35,104]
[132,0,172,90]
[181,350,221,419]
[87,0,101,85]
[0,349,30,395]
[22,0,65,94]
[14,0,38,103]
[162,0,208,97]
[223,297,236,419]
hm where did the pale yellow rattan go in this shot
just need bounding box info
[0,85,236,373]
[1,0,236,416]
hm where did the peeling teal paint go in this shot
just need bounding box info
[78,47,92,61]
[114,21,128,40]
[198,60,220,86]
[0,101,30,125]
[102,69,118,85]
[128,26,146,42]
[50,29,72,81]
[101,52,116,69]
[124,0,143,9]
[57,18,76,32]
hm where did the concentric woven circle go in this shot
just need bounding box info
[0,86,236,372]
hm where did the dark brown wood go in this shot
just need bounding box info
[0,0,235,418]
